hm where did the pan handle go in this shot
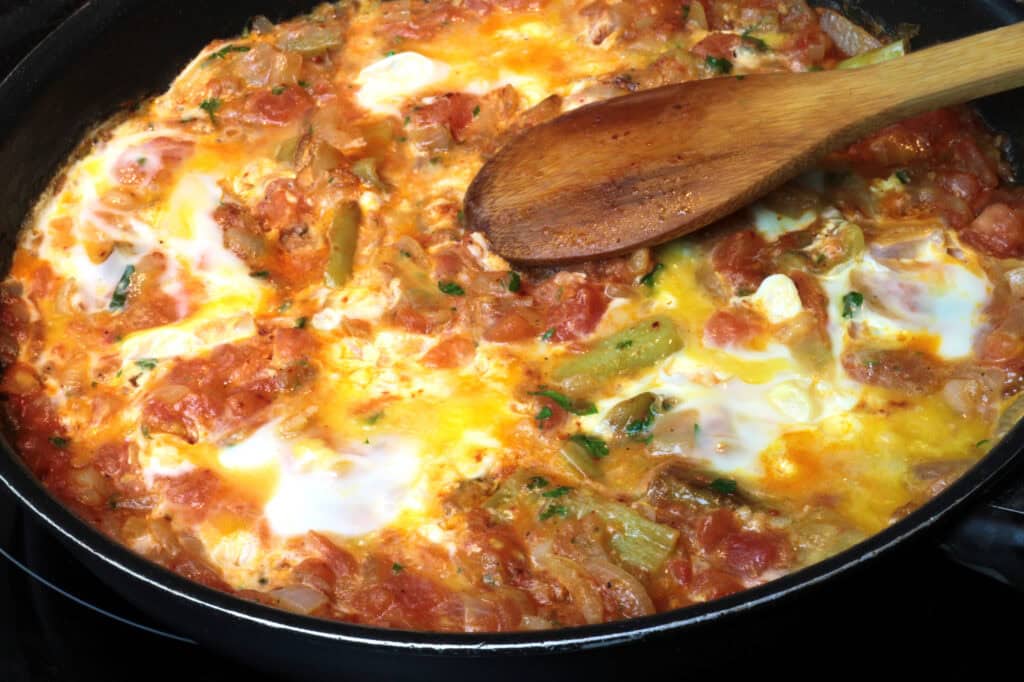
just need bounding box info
[940,478,1024,590]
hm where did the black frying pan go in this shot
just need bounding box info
[0,2,1023,680]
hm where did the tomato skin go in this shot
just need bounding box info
[841,348,945,395]
[533,279,610,343]
[413,93,480,142]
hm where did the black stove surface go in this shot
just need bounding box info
[1,3,1023,680]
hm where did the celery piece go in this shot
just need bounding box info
[277,27,343,54]
[560,440,602,479]
[552,316,682,392]
[576,493,678,572]
[325,202,360,287]
[837,40,906,69]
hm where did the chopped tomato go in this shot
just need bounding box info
[703,307,766,348]
[711,229,768,295]
[961,203,1024,259]
[247,85,313,125]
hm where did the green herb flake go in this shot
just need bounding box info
[539,504,569,521]
[271,85,286,95]
[639,262,665,288]
[710,478,738,495]
[526,476,550,490]
[199,97,223,123]
[842,291,864,319]
[278,300,293,312]
[741,29,770,52]
[205,44,251,63]
[705,56,733,74]
[250,270,271,279]
[438,280,465,296]
[392,562,404,573]
[295,317,308,329]
[568,433,609,459]
[366,412,384,425]
[540,328,555,342]
[976,439,990,448]
[472,105,481,117]
[298,80,311,89]
[109,264,135,311]
[141,424,151,439]
[505,271,522,293]
[625,411,655,437]
[540,485,573,497]
[895,169,912,184]
[616,340,634,350]
[134,358,158,371]
[535,406,553,426]
[136,157,147,166]
[49,436,70,449]
[530,389,597,416]
[385,50,397,57]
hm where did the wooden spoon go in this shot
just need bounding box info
[464,22,1024,265]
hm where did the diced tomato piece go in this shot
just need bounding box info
[413,93,480,142]
[696,509,738,551]
[719,531,783,579]
[248,85,313,125]
[534,280,609,342]
[422,336,477,368]
[703,307,765,348]
[690,33,741,59]
[961,203,1024,259]
[483,310,540,342]
[710,229,768,295]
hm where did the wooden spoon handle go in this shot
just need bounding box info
[831,22,1024,138]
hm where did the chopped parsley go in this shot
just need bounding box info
[535,406,553,426]
[705,56,733,74]
[385,50,396,57]
[249,270,271,279]
[505,271,522,293]
[540,328,555,342]
[298,80,311,89]
[271,85,286,95]
[438,280,465,296]
[366,412,384,425]
[895,169,912,184]
[278,300,293,312]
[295,317,308,329]
[542,486,572,499]
[136,157,147,166]
[530,389,597,416]
[539,504,569,521]
[568,433,609,459]
[472,105,481,117]
[392,562,404,573]
[841,291,864,319]
[199,97,223,123]
[616,340,634,350]
[526,476,550,490]
[49,436,69,449]
[205,44,251,62]
[134,358,158,371]
[710,478,738,495]
[976,439,990,448]
[109,265,135,311]
[639,262,665,288]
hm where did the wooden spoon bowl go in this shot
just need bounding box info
[465,22,1024,265]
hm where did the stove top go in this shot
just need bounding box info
[1,3,1023,680]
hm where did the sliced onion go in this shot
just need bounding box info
[1006,267,1024,298]
[529,540,603,625]
[997,394,1024,440]
[271,585,329,615]
[583,557,655,618]
[250,15,275,35]
[819,9,881,58]
[686,1,708,30]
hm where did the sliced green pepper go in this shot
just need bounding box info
[325,202,360,288]
[552,316,682,392]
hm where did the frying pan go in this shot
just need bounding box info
[0,1,1022,680]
